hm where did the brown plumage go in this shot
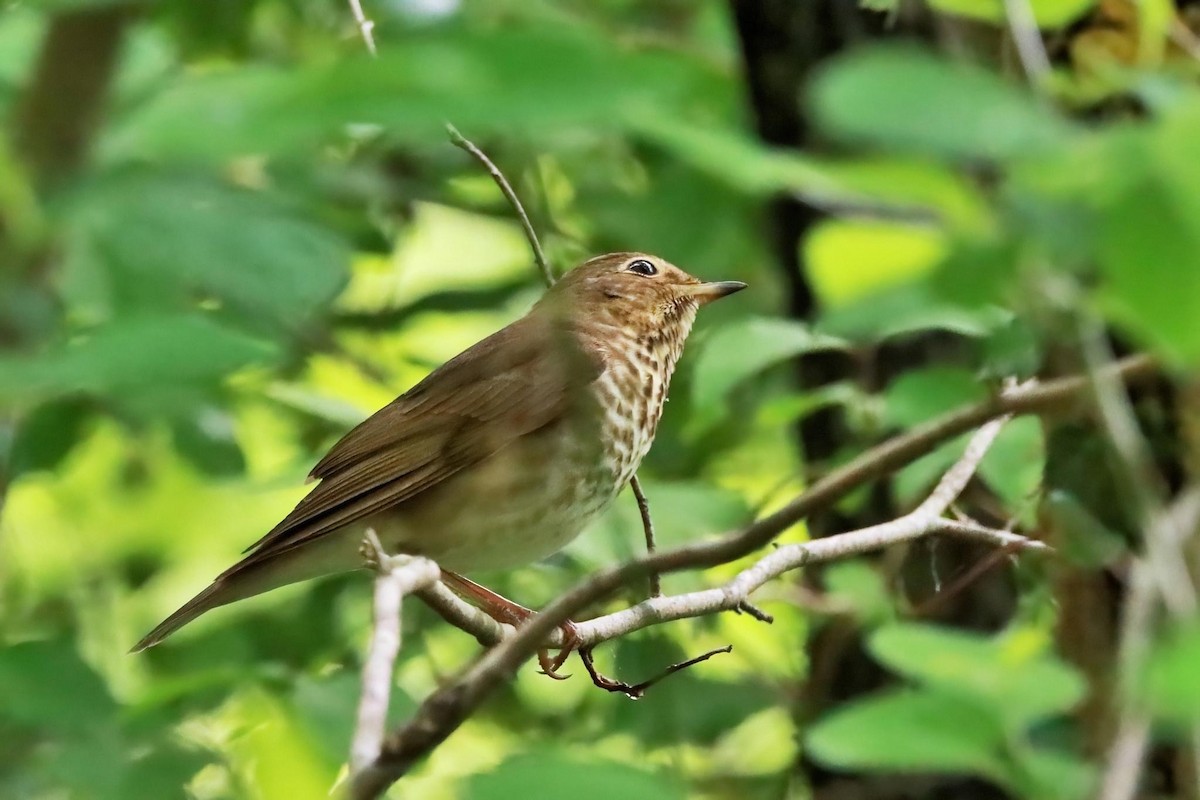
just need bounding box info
[132,253,745,652]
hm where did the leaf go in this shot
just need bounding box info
[823,560,895,624]
[1040,490,1128,567]
[884,367,987,428]
[868,624,1086,727]
[1142,624,1200,722]
[929,0,1098,28]
[0,315,276,402]
[811,47,1072,161]
[817,282,1011,342]
[710,707,799,776]
[7,397,95,479]
[1099,177,1200,364]
[979,415,1045,520]
[806,687,1007,779]
[690,316,845,425]
[102,27,697,162]
[805,219,949,308]
[470,753,685,800]
[0,639,116,733]
[66,172,349,330]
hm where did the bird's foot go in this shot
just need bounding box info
[440,570,582,680]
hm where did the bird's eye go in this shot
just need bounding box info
[627,259,657,276]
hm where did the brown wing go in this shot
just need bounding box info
[238,314,603,564]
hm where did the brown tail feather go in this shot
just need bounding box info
[130,580,235,653]
[131,533,361,653]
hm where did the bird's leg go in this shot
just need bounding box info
[439,570,581,679]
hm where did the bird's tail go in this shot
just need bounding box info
[130,578,243,653]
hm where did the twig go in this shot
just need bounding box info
[346,0,376,55]
[734,600,774,623]
[577,644,733,699]
[1002,0,1051,85]
[445,124,555,287]
[348,531,439,781]
[630,475,661,596]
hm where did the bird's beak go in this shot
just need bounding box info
[680,280,748,306]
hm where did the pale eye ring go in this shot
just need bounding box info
[627,259,657,276]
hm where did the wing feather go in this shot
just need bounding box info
[235,314,602,566]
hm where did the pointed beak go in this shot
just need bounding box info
[681,280,748,306]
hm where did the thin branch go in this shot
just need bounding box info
[346,0,377,55]
[348,532,440,782]
[445,124,555,287]
[352,369,1154,797]
[630,475,661,596]
[1002,0,1052,84]
[578,644,733,699]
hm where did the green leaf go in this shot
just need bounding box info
[823,560,895,625]
[0,639,116,733]
[66,172,348,329]
[7,397,95,479]
[884,367,987,428]
[811,47,1071,161]
[817,282,1011,342]
[103,28,696,162]
[1040,490,1128,567]
[0,315,276,402]
[869,624,1085,727]
[1099,177,1200,364]
[806,687,1006,778]
[929,0,1098,28]
[979,415,1045,520]
[805,219,948,308]
[690,316,845,425]
[470,753,685,800]
[1143,624,1200,722]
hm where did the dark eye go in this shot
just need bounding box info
[627,259,657,276]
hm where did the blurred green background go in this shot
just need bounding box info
[3,0,1200,798]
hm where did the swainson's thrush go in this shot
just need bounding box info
[133,253,745,656]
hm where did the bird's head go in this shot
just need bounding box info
[539,252,746,339]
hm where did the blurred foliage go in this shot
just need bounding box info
[1,0,1200,798]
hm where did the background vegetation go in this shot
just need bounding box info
[3,0,1200,798]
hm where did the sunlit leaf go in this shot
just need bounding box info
[805,219,949,308]
[470,752,685,800]
[929,0,1098,28]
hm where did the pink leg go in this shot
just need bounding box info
[440,570,581,679]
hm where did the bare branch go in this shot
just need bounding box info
[578,644,733,699]
[348,532,439,783]
[629,475,661,596]
[352,364,1169,797]
[445,124,555,287]
[346,0,377,55]
[1002,0,1051,84]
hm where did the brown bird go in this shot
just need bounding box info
[132,252,745,668]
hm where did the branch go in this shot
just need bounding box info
[347,532,440,781]
[445,124,555,287]
[351,360,1165,797]
[346,0,377,55]
[630,475,661,596]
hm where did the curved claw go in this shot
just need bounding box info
[537,619,582,680]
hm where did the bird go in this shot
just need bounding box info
[132,252,746,669]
